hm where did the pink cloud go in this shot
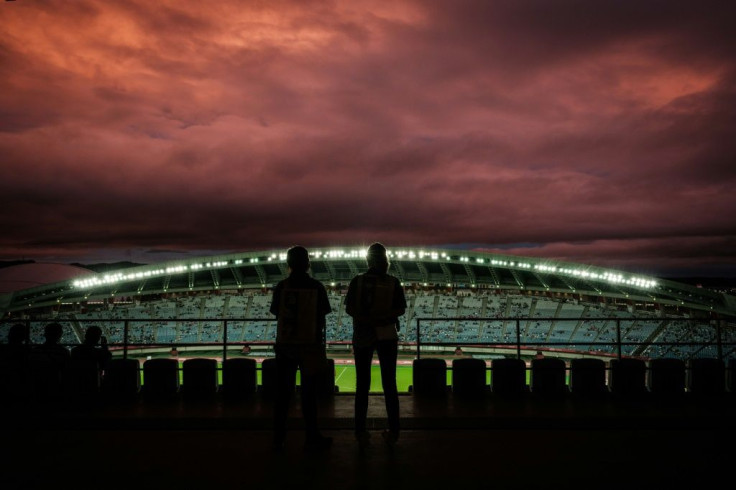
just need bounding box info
[1,1,735,277]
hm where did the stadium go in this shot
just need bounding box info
[4,247,736,488]
[2,246,735,394]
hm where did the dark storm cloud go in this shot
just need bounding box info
[1,0,735,276]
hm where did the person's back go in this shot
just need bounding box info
[270,245,333,452]
[31,322,71,366]
[346,242,407,448]
[71,325,111,372]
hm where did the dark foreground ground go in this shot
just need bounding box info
[3,391,736,490]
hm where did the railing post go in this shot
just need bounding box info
[223,319,228,362]
[515,318,521,359]
[416,318,421,359]
[123,319,129,360]
[616,319,622,360]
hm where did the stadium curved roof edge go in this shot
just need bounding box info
[2,246,735,316]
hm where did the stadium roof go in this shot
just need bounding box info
[0,263,92,295]
[2,246,735,316]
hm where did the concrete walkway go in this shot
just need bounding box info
[4,392,736,489]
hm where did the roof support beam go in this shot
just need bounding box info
[255,265,267,285]
[439,263,452,284]
[463,264,476,285]
[230,266,244,287]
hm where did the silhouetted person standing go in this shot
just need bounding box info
[270,245,333,452]
[71,325,112,374]
[346,242,407,448]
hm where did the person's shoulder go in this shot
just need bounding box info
[310,276,328,290]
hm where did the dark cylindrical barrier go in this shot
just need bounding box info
[182,358,218,401]
[569,358,608,397]
[530,357,568,397]
[221,357,257,400]
[490,357,528,396]
[451,357,488,398]
[142,358,180,401]
[410,358,448,397]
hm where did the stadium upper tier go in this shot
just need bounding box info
[2,246,735,316]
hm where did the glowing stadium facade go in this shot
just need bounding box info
[2,246,734,316]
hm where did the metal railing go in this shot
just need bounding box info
[3,315,735,362]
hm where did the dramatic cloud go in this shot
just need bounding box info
[1,0,735,277]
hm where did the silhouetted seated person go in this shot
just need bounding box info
[0,323,31,401]
[0,323,31,363]
[71,325,112,375]
[28,322,71,400]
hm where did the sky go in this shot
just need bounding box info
[1,0,735,278]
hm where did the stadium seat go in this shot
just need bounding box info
[647,358,686,397]
[530,357,568,397]
[451,357,488,398]
[490,357,528,396]
[142,358,180,401]
[569,358,608,397]
[101,358,140,402]
[221,357,257,400]
[686,357,725,396]
[182,358,218,401]
[410,358,448,397]
[608,358,647,397]
[63,358,101,402]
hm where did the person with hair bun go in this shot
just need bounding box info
[346,242,407,449]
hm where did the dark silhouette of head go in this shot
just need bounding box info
[287,245,310,273]
[84,325,103,345]
[366,242,390,273]
[8,323,28,344]
[43,322,64,344]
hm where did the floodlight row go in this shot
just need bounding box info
[71,247,657,290]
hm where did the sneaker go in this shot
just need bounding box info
[304,435,333,452]
[356,430,371,449]
[381,429,399,446]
